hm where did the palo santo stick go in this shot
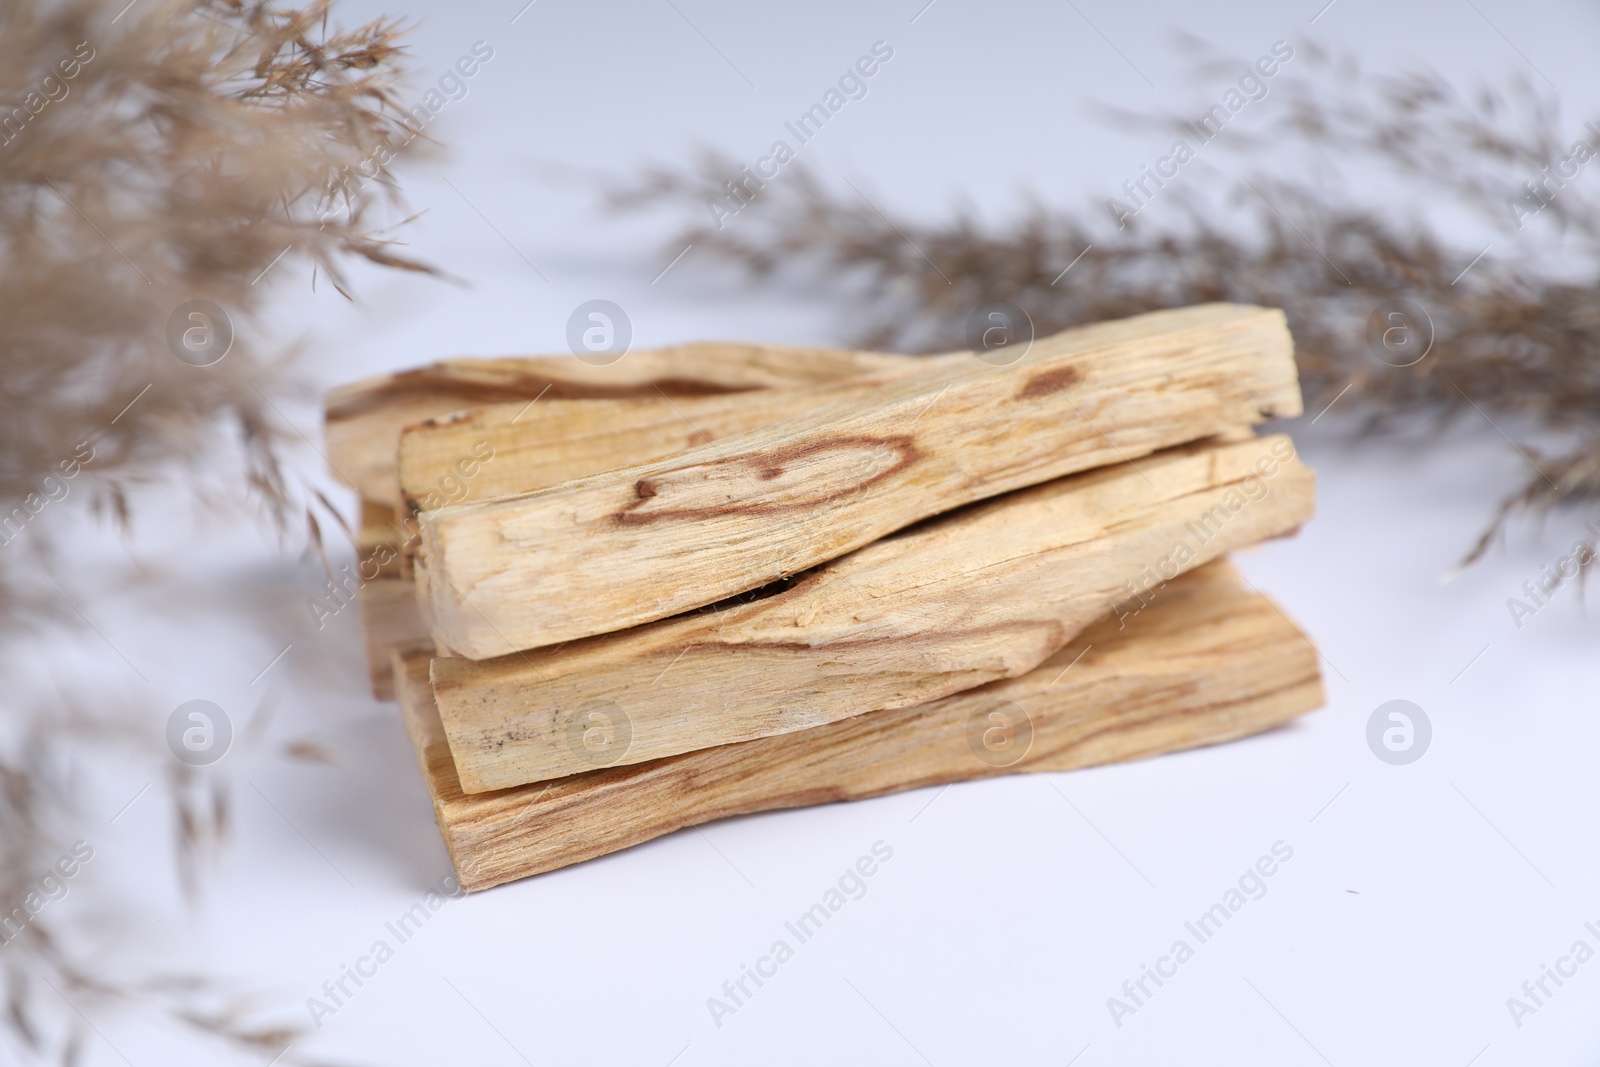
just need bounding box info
[356,577,433,700]
[326,342,907,508]
[356,501,408,580]
[352,496,419,696]
[396,359,939,514]
[389,363,937,669]
[419,304,1302,658]
[396,560,1323,891]
[433,432,1314,791]
[353,349,914,695]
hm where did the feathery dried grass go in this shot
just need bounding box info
[1,0,428,1062]
[610,45,1600,570]
[0,0,429,607]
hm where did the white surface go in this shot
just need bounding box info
[19,1,1600,1064]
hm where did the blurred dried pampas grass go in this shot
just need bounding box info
[0,0,431,609]
[611,44,1600,575]
[1,0,429,1062]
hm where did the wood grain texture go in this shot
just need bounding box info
[433,432,1314,791]
[395,560,1324,891]
[326,342,907,507]
[418,304,1303,659]
[357,577,433,699]
[356,501,408,580]
[353,354,911,695]
[395,358,942,514]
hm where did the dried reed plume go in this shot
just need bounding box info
[1,0,427,1062]
[0,0,430,610]
[610,45,1600,574]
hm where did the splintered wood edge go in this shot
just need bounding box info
[392,560,1324,891]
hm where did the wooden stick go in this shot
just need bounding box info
[395,560,1323,891]
[418,304,1302,658]
[343,347,905,690]
[433,432,1314,791]
[355,501,407,579]
[383,366,942,688]
[356,577,433,699]
[395,358,938,514]
[326,342,907,507]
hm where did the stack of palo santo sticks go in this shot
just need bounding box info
[324,304,1324,892]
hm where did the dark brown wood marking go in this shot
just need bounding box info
[1016,365,1083,400]
[617,435,921,524]
[327,372,761,421]
[417,409,481,430]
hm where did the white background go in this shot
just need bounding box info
[23,1,1600,1064]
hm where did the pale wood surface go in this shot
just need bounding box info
[350,349,909,688]
[395,358,941,514]
[433,433,1314,791]
[356,577,433,699]
[418,304,1302,659]
[353,496,418,694]
[395,561,1324,891]
[326,342,907,507]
